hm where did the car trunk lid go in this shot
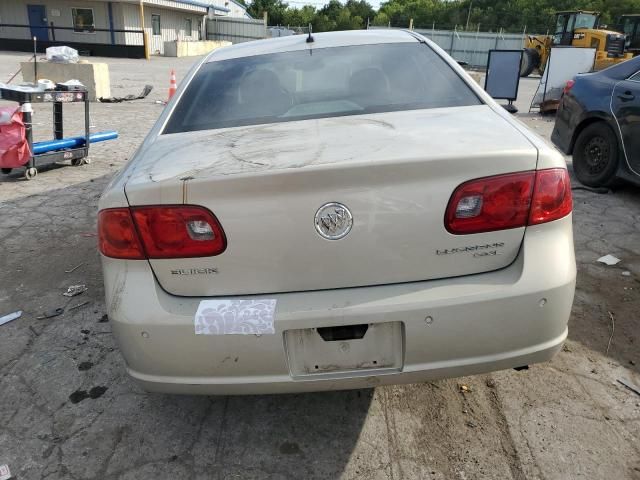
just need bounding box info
[125,105,538,296]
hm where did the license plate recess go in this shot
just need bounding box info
[284,321,404,378]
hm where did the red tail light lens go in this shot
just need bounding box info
[98,208,145,259]
[529,168,572,225]
[446,168,572,234]
[563,79,575,95]
[131,205,226,259]
[446,172,535,234]
[98,205,226,259]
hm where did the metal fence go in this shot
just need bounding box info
[371,26,526,68]
[206,17,267,44]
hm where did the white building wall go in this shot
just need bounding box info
[226,0,249,18]
[0,0,248,53]
[0,0,115,44]
[120,3,144,46]
[0,1,32,40]
[208,0,247,18]
[109,2,129,46]
[145,7,203,54]
[121,3,203,55]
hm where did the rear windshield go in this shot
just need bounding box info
[163,42,481,134]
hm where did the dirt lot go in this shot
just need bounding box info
[1,51,639,480]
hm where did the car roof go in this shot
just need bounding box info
[595,55,640,80]
[206,29,418,62]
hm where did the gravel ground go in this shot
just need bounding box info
[0,51,639,480]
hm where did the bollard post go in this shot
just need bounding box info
[33,37,37,80]
[450,26,456,55]
[139,0,150,59]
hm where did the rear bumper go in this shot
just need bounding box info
[103,216,576,395]
[129,333,566,394]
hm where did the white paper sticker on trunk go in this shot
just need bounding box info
[194,299,277,335]
[0,464,11,480]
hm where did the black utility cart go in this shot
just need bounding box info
[0,85,90,180]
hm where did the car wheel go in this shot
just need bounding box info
[572,122,619,187]
[520,48,539,77]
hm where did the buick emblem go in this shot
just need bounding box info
[315,202,353,240]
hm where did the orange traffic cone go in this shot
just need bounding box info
[168,69,177,100]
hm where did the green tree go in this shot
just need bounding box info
[252,0,640,33]
[312,13,337,31]
[312,0,366,30]
[247,0,289,25]
[372,11,390,26]
[318,0,345,21]
[335,9,364,29]
[283,5,316,27]
[345,0,375,24]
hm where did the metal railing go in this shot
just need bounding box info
[0,23,145,46]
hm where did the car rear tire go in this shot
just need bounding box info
[520,48,540,77]
[572,122,619,187]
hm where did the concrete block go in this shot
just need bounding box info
[21,62,111,102]
[163,40,231,57]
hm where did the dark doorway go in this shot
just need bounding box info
[27,4,48,41]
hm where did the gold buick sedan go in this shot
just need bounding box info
[98,30,576,394]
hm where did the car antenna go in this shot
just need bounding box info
[306,23,314,43]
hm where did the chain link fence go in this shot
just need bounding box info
[265,24,530,68]
[370,26,527,68]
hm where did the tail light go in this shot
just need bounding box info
[98,208,145,259]
[445,168,572,234]
[528,168,573,225]
[98,205,226,259]
[563,79,575,95]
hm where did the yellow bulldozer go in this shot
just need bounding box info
[520,10,632,77]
